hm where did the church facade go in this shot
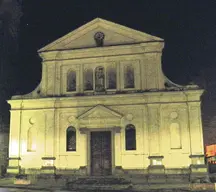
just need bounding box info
[7,18,207,181]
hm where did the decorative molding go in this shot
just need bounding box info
[7,166,20,169]
[8,157,21,160]
[148,156,164,159]
[79,126,121,134]
[29,117,36,125]
[189,155,205,158]
[77,104,123,120]
[126,113,133,121]
[189,164,207,169]
[68,116,76,123]
[170,111,178,119]
[41,157,56,160]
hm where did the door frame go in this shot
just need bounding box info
[87,129,114,176]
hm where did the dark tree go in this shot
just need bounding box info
[0,0,22,129]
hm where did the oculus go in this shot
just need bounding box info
[94,32,105,47]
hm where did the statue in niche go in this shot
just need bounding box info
[95,67,105,92]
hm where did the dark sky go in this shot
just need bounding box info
[16,0,216,94]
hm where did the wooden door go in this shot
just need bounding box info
[90,131,112,176]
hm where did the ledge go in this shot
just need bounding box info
[189,154,205,158]
[79,126,121,134]
[190,164,207,169]
[8,157,21,160]
[79,166,87,169]
[7,166,20,169]
[41,157,56,160]
[148,165,165,169]
[148,156,164,159]
[41,166,56,170]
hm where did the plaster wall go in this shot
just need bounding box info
[8,93,204,171]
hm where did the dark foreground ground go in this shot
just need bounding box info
[0,177,215,192]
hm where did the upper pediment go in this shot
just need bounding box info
[77,105,123,120]
[39,18,163,52]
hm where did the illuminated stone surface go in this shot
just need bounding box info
[7,18,207,181]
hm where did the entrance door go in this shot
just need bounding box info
[90,131,112,176]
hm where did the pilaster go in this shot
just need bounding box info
[189,154,208,182]
[79,128,88,167]
[7,157,21,175]
[188,102,204,155]
[114,127,122,167]
[119,62,124,90]
[116,61,121,91]
[79,64,84,93]
[147,104,160,155]
[143,106,149,156]
[44,110,55,157]
[147,156,166,183]
[7,110,22,175]
[41,157,56,175]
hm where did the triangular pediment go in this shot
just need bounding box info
[77,105,123,120]
[39,18,163,52]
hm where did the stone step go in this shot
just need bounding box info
[66,177,132,191]
[70,177,131,185]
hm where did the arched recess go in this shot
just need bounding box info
[67,70,76,92]
[66,126,76,151]
[170,122,182,149]
[124,65,135,88]
[27,127,36,152]
[125,124,136,150]
[107,67,116,89]
[84,68,93,91]
[95,66,105,92]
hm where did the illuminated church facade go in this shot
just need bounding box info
[7,18,207,181]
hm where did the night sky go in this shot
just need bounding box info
[16,1,216,93]
[11,1,216,144]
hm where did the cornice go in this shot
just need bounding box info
[8,89,203,110]
[39,42,164,62]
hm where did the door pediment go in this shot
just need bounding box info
[77,105,123,120]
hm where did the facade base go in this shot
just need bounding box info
[7,157,21,175]
[40,166,56,176]
[7,166,210,184]
[7,166,20,175]
[189,164,209,183]
[147,165,166,183]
